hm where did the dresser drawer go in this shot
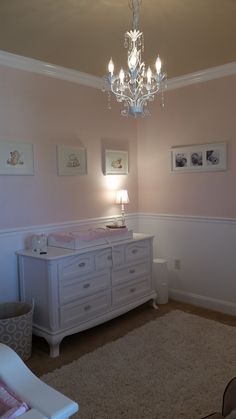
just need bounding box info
[112,241,150,266]
[112,246,125,265]
[112,276,151,306]
[59,291,112,328]
[125,240,150,262]
[112,261,150,285]
[59,253,94,279]
[59,270,111,305]
[95,248,112,270]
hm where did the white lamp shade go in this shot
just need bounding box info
[115,189,130,204]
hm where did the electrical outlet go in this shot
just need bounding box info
[174,259,181,270]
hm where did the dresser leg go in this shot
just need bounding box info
[151,298,159,310]
[49,339,61,358]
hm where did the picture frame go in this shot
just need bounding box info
[105,149,128,175]
[0,141,34,175]
[171,143,227,173]
[57,145,87,176]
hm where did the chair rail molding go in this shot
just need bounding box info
[138,212,236,225]
[0,213,139,237]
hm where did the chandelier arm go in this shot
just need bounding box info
[111,87,153,108]
[109,82,161,102]
[110,72,145,98]
[109,78,132,99]
[137,93,156,105]
[125,81,144,102]
[141,82,164,97]
[110,86,134,107]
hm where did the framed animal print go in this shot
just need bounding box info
[105,149,128,175]
[57,145,87,176]
[0,141,34,175]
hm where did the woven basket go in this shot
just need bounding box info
[0,302,33,360]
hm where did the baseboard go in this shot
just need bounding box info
[170,288,236,316]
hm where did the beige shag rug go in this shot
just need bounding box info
[41,310,236,419]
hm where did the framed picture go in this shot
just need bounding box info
[57,145,87,176]
[0,141,34,175]
[171,143,227,172]
[105,149,128,175]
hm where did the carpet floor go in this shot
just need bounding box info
[41,310,236,419]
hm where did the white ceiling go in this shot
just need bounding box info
[0,0,236,79]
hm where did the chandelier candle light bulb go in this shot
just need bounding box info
[147,67,152,85]
[106,0,166,117]
[108,58,114,76]
[119,68,125,84]
[155,55,162,75]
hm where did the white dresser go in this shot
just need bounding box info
[17,233,157,357]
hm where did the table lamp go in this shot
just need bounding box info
[115,189,130,226]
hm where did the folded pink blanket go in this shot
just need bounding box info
[0,381,29,418]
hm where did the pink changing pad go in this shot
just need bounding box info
[51,227,128,243]
[0,381,29,418]
[48,226,133,250]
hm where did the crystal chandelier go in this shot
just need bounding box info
[106,0,166,117]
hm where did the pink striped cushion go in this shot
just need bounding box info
[0,381,29,418]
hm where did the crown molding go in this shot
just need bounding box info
[0,50,236,91]
[0,50,102,89]
[166,61,236,91]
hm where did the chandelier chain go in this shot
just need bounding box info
[129,0,142,30]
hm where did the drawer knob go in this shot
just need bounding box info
[83,283,90,289]
[132,249,138,254]
[84,304,91,311]
[130,287,136,293]
[79,262,85,267]
[129,269,135,274]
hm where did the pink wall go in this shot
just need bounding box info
[1,64,235,230]
[137,75,236,217]
[0,65,138,229]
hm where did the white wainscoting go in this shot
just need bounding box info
[138,213,236,316]
[0,214,139,303]
[2,212,236,317]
